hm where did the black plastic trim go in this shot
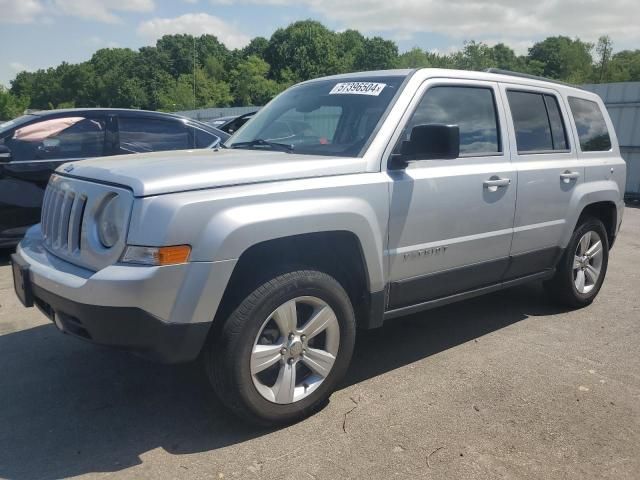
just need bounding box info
[360,290,385,330]
[384,270,554,321]
[388,257,510,310]
[30,284,211,364]
[503,247,563,281]
[384,247,565,320]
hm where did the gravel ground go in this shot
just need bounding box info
[0,206,639,480]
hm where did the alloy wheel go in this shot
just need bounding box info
[573,230,603,294]
[250,296,340,404]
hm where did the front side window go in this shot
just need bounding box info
[226,75,407,157]
[568,97,612,152]
[118,117,190,153]
[2,116,105,162]
[402,86,501,156]
[507,90,569,153]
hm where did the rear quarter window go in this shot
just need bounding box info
[568,97,612,152]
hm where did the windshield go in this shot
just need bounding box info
[226,75,407,157]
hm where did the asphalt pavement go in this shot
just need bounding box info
[0,206,639,479]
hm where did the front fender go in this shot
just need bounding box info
[202,197,386,292]
[127,177,390,293]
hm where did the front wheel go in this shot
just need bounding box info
[545,217,609,308]
[204,270,356,425]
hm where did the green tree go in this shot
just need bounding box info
[159,67,232,111]
[355,36,398,70]
[0,86,29,120]
[491,43,528,71]
[608,50,640,81]
[397,48,432,68]
[90,48,145,107]
[230,56,284,106]
[336,29,365,72]
[242,37,269,59]
[156,34,198,78]
[131,46,174,110]
[265,20,340,82]
[594,36,614,82]
[528,36,593,83]
[8,23,640,112]
[451,41,495,70]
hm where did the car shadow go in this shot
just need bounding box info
[0,280,564,479]
[0,248,12,266]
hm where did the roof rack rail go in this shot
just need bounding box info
[484,68,581,89]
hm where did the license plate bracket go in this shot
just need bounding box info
[11,254,34,308]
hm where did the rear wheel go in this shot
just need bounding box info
[545,217,609,308]
[204,270,356,425]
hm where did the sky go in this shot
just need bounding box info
[0,0,638,87]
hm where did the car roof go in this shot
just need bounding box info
[30,108,184,120]
[25,107,227,133]
[302,68,594,100]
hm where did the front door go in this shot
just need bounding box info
[386,79,517,310]
[0,113,107,245]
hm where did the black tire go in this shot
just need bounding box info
[204,270,356,426]
[545,217,609,308]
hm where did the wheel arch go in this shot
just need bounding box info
[564,181,621,248]
[213,231,383,332]
[577,201,618,247]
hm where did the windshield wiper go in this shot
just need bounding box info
[230,139,294,152]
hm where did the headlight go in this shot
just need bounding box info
[97,194,122,248]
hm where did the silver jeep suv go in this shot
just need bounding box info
[12,68,626,425]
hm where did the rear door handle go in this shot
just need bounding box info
[483,177,511,191]
[560,171,580,183]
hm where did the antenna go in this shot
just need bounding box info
[193,36,197,110]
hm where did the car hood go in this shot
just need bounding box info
[57,148,368,197]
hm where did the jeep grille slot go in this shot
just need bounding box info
[40,175,132,271]
[42,183,86,254]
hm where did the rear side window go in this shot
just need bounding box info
[192,127,219,148]
[568,97,612,152]
[118,117,189,154]
[405,86,501,155]
[544,95,568,150]
[507,91,568,153]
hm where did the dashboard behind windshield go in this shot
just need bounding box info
[226,75,407,157]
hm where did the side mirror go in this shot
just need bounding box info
[391,124,460,168]
[0,144,12,163]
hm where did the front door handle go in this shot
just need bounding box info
[560,171,580,183]
[483,176,511,192]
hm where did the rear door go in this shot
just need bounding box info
[499,84,581,279]
[0,113,107,244]
[386,79,517,310]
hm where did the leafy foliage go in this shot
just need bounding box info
[2,21,639,120]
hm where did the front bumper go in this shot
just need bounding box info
[12,227,236,363]
[29,281,210,363]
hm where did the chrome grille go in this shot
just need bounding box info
[40,174,133,271]
[41,180,87,254]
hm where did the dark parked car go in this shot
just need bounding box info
[208,111,257,134]
[0,108,229,247]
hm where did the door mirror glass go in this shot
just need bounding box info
[400,124,460,162]
[0,144,12,162]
